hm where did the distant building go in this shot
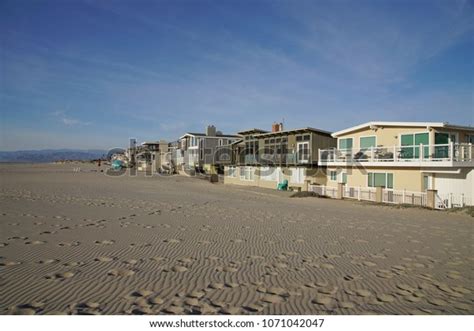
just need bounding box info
[223,123,336,190]
[177,125,241,173]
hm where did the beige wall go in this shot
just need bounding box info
[325,166,426,191]
[224,166,316,189]
[336,126,474,149]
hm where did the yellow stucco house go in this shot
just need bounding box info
[318,121,474,206]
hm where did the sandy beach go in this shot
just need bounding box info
[0,163,472,315]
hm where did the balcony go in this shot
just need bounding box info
[318,143,474,167]
[238,153,311,166]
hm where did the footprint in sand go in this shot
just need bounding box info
[208,282,225,290]
[311,295,333,306]
[188,290,206,299]
[219,306,241,314]
[0,260,21,266]
[376,294,396,303]
[320,263,335,269]
[171,265,188,273]
[107,269,136,277]
[354,289,372,298]
[46,271,75,280]
[123,259,140,265]
[11,302,45,315]
[38,259,59,264]
[25,240,46,245]
[177,257,194,264]
[244,303,265,313]
[132,289,154,297]
[8,236,28,241]
[148,296,164,305]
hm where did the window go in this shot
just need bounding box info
[276,138,281,143]
[330,171,337,181]
[240,166,254,181]
[360,136,376,149]
[303,135,310,141]
[227,166,237,178]
[466,135,474,144]
[339,138,353,150]
[368,172,393,188]
[270,139,275,143]
[342,172,347,184]
[296,136,302,142]
[400,133,429,159]
[297,142,309,163]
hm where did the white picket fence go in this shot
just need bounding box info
[382,189,427,207]
[343,186,377,202]
[310,185,338,199]
[309,185,471,209]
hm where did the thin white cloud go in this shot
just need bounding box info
[50,110,90,126]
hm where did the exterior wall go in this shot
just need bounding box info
[223,166,312,189]
[325,166,425,192]
[433,169,473,198]
[311,133,337,161]
[336,126,473,149]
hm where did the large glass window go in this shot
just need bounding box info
[401,133,429,159]
[339,138,353,150]
[368,172,393,188]
[434,132,449,158]
[360,136,376,149]
[330,171,337,181]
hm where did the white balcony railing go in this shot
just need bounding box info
[319,143,473,164]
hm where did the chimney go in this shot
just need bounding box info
[272,122,283,132]
[206,125,217,136]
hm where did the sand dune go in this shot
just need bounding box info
[0,163,473,315]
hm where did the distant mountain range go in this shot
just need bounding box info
[0,149,108,163]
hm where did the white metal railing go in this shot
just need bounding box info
[319,143,473,164]
[382,189,427,207]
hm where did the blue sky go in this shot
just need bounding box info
[1,0,473,150]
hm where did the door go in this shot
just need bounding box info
[297,142,309,163]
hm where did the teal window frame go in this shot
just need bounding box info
[360,136,376,150]
[368,172,393,189]
[401,132,429,159]
[339,138,353,150]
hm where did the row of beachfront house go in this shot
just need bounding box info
[127,121,474,208]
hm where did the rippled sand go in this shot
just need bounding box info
[0,163,472,315]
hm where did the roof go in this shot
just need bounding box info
[179,132,241,139]
[256,127,333,138]
[332,121,474,137]
[237,128,269,135]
